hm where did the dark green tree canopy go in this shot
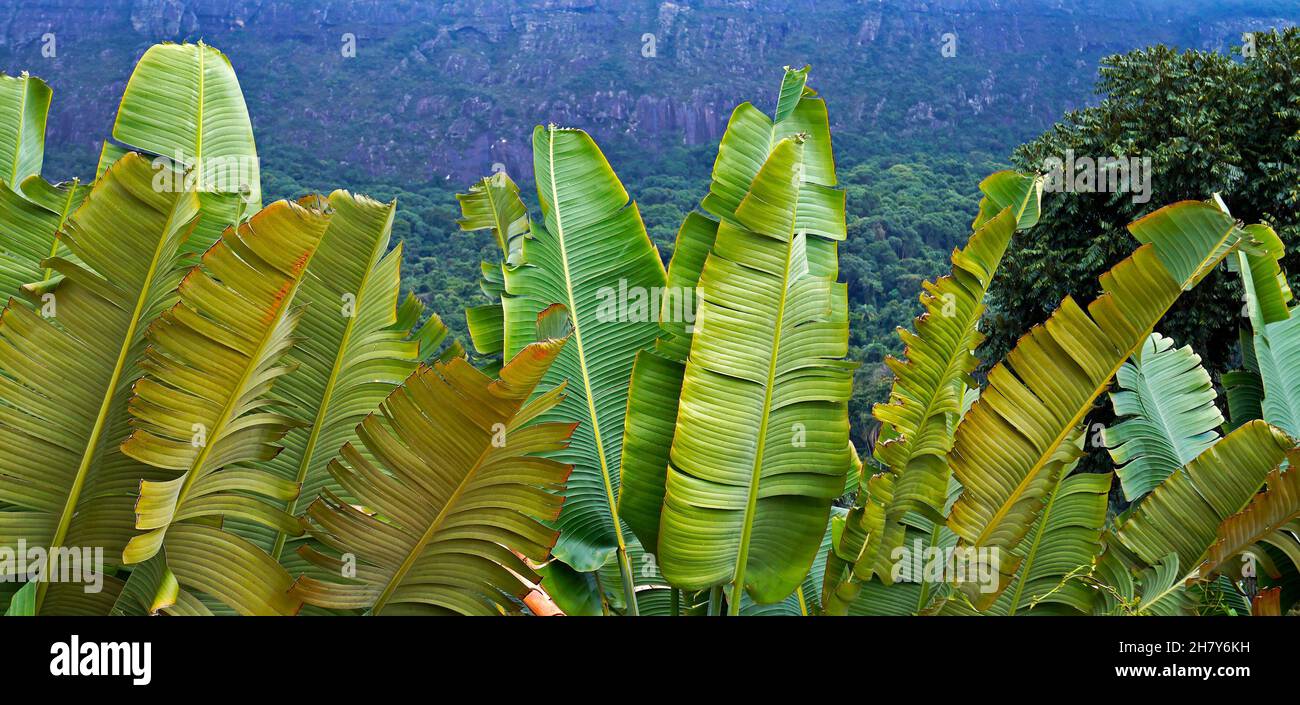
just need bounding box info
[987,28,1300,378]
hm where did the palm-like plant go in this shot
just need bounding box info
[822,195,1297,616]
[612,67,853,615]
[1211,219,1300,612]
[648,136,851,614]
[948,198,1251,608]
[2,42,1296,618]
[821,172,1041,615]
[620,67,840,551]
[456,126,669,614]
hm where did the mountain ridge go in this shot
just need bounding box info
[2,0,1295,186]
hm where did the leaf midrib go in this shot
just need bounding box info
[970,223,1240,549]
[1130,342,1212,483]
[482,176,510,255]
[542,129,629,563]
[369,408,503,614]
[194,44,205,167]
[728,171,803,614]
[881,203,1020,477]
[40,179,79,283]
[1005,467,1069,615]
[36,190,191,612]
[272,202,394,561]
[157,220,317,553]
[882,296,981,491]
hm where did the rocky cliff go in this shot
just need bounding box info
[1,0,1295,185]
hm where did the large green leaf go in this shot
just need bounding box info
[494,125,667,611]
[1226,223,1300,439]
[618,347,690,551]
[947,198,1249,608]
[1194,458,1300,580]
[290,340,575,615]
[699,65,837,230]
[616,212,728,551]
[457,171,529,271]
[656,136,852,612]
[1104,332,1224,502]
[118,198,331,615]
[1255,316,1300,439]
[109,43,258,263]
[0,153,199,615]
[616,217,723,551]
[535,559,611,616]
[874,179,1033,526]
[260,191,447,563]
[0,175,87,296]
[536,532,677,616]
[0,72,50,187]
[113,42,260,209]
[0,72,88,297]
[1223,223,1292,440]
[457,170,530,364]
[972,168,1042,231]
[1115,420,1293,573]
[959,470,1110,615]
[820,172,1039,610]
[821,448,870,614]
[1234,223,1292,331]
[619,66,839,555]
[738,513,837,616]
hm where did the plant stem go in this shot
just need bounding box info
[593,570,612,616]
[616,547,640,616]
[707,585,724,616]
[670,588,681,616]
[916,520,943,613]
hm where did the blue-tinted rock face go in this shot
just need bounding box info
[0,0,1294,185]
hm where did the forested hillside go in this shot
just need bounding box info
[4,0,1300,624]
[2,0,1295,443]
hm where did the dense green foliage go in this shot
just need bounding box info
[265,29,1300,456]
[990,28,1300,381]
[17,6,1294,457]
[262,144,1003,448]
[4,15,1300,618]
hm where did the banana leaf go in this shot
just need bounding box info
[948,198,1250,608]
[119,198,331,615]
[290,339,576,615]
